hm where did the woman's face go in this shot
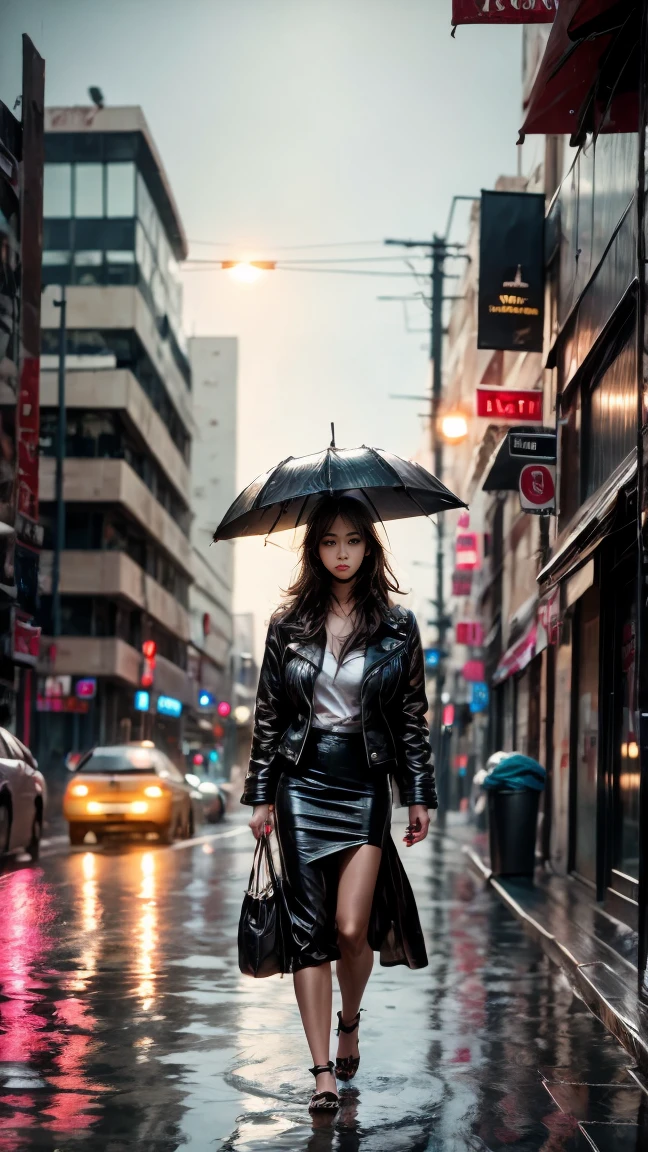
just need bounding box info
[318,515,369,582]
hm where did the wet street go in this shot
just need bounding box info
[0,815,646,1152]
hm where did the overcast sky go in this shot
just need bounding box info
[1,0,524,657]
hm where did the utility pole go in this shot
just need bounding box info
[51,285,66,639]
[384,235,463,826]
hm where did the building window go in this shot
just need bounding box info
[74,163,104,217]
[44,163,72,217]
[106,162,135,217]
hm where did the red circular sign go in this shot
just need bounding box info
[519,464,555,506]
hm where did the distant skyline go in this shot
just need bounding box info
[1,0,528,658]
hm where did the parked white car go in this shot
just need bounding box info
[0,728,46,861]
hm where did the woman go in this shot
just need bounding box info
[242,495,437,1112]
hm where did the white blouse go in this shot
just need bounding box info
[312,648,365,733]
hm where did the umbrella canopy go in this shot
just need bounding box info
[213,445,467,541]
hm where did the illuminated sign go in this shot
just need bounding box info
[134,690,150,712]
[157,695,183,718]
[75,678,97,699]
[442,703,455,728]
[198,691,215,708]
[452,0,556,24]
[462,660,485,683]
[424,648,441,669]
[478,190,545,352]
[476,388,543,422]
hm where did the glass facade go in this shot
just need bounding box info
[42,157,185,353]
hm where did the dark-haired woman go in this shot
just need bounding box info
[242,496,437,1113]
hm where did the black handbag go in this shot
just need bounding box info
[238,834,289,977]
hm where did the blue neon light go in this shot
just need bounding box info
[134,690,150,712]
[157,695,183,718]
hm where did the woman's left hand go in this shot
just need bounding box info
[404,804,430,846]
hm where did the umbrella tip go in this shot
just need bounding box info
[330,422,336,449]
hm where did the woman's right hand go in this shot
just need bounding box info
[249,804,274,839]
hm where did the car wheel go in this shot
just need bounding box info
[157,819,174,845]
[69,824,87,846]
[0,798,10,853]
[27,810,42,861]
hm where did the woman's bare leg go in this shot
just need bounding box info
[293,962,336,1097]
[335,844,382,1062]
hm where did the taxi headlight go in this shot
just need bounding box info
[87,801,101,814]
[199,781,219,794]
[131,801,148,814]
[71,783,89,797]
[144,785,163,798]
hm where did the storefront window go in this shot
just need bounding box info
[552,625,573,873]
[575,586,600,884]
[615,591,639,879]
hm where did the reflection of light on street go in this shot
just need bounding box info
[136,852,158,1011]
[70,851,101,991]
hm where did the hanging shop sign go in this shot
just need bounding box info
[476,388,543,422]
[452,571,473,597]
[478,190,545,352]
[470,681,490,714]
[452,0,556,24]
[519,463,555,513]
[508,428,556,460]
[462,660,485,683]
[12,612,40,666]
[456,621,484,646]
[455,532,480,571]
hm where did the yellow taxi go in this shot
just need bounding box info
[63,742,198,846]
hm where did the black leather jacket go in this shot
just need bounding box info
[241,604,438,809]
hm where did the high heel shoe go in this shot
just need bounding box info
[335,1010,362,1081]
[308,1061,340,1111]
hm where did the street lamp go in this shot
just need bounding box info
[221,260,276,283]
[440,412,469,443]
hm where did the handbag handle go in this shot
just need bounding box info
[246,833,278,898]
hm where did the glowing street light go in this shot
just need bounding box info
[440,413,469,443]
[221,260,276,283]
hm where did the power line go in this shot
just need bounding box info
[186,238,387,251]
[182,264,422,278]
[184,255,425,266]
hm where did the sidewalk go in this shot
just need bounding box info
[451,813,648,1080]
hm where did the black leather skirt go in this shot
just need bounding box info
[274,729,392,971]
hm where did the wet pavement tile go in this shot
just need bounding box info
[0,819,645,1150]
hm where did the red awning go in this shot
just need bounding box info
[568,0,626,37]
[492,623,537,686]
[519,0,638,142]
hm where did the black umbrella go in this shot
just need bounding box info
[213,443,467,541]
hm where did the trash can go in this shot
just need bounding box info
[482,752,545,878]
[487,789,540,877]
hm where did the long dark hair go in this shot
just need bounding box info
[279,496,402,662]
